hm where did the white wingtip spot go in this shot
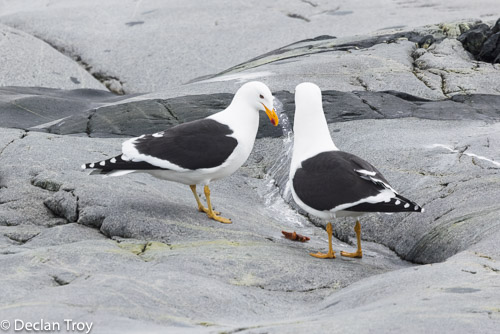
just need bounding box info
[404,203,410,208]
[81,164,86,170]
[110,158,117,163]
[99,161,106,166]
[414,205,419,211]
[421,208,425,213]
[89,163,95,168]
[395,200,401,205]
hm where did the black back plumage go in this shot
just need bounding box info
[84,118,238,173]
[293,151,423,213]
[133,119,237,170]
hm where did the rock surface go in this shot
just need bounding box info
[0,24,106,90]
[3,87,500,140]
[1,4,500,333]
[2,111,500,333]
[1,0,500,93]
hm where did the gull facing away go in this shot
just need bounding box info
[82,81,279,224]
[289,82,423,259]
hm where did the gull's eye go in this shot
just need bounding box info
[259,94,264,99]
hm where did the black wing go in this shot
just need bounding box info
[83,154,159,174]
[84,118,238,172]
[293,151,422,213]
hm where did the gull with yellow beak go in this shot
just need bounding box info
[290,82,422,258]
[82,81,278,224]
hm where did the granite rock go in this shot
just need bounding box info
[1,1,499,93]
[0,23,106,90]
[1,9,500,333]
[2,93,500,332]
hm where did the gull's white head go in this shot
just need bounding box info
[232,81,279,126]
[295,82,323,114]
[292,82,337,164]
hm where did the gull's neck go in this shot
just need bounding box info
[291,104,338,173]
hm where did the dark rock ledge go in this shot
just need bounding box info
[2,87,500,140]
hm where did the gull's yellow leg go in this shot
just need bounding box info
[204,185,232,224]
[190,185,207,212]
[310,222,336,259]
[341,220,363,258]
[189,185,220,215]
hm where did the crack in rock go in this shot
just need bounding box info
[356,77,368,90]
[254,284,337,293]
[287,13,310,22]
[0,131,28,158]
[52,272,79,286]
[434,208,454,221]
[437,71,450,97]
[411,48,442,95]
[4,232,39,244]
[156,100,180,121]
[68,53,125,95]
[412,69,436,92]
[11,31,126,95]
[0,139,16,158]
[301,0,318,7]
[78,206,107,228]
[359,98,385,117]
[31,176,62,192]
[483,264,500,273]
[125,21,145,27]
[85,109,97,137]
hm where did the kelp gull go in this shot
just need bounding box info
[82,81,279,224]
[289,82,423,259]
